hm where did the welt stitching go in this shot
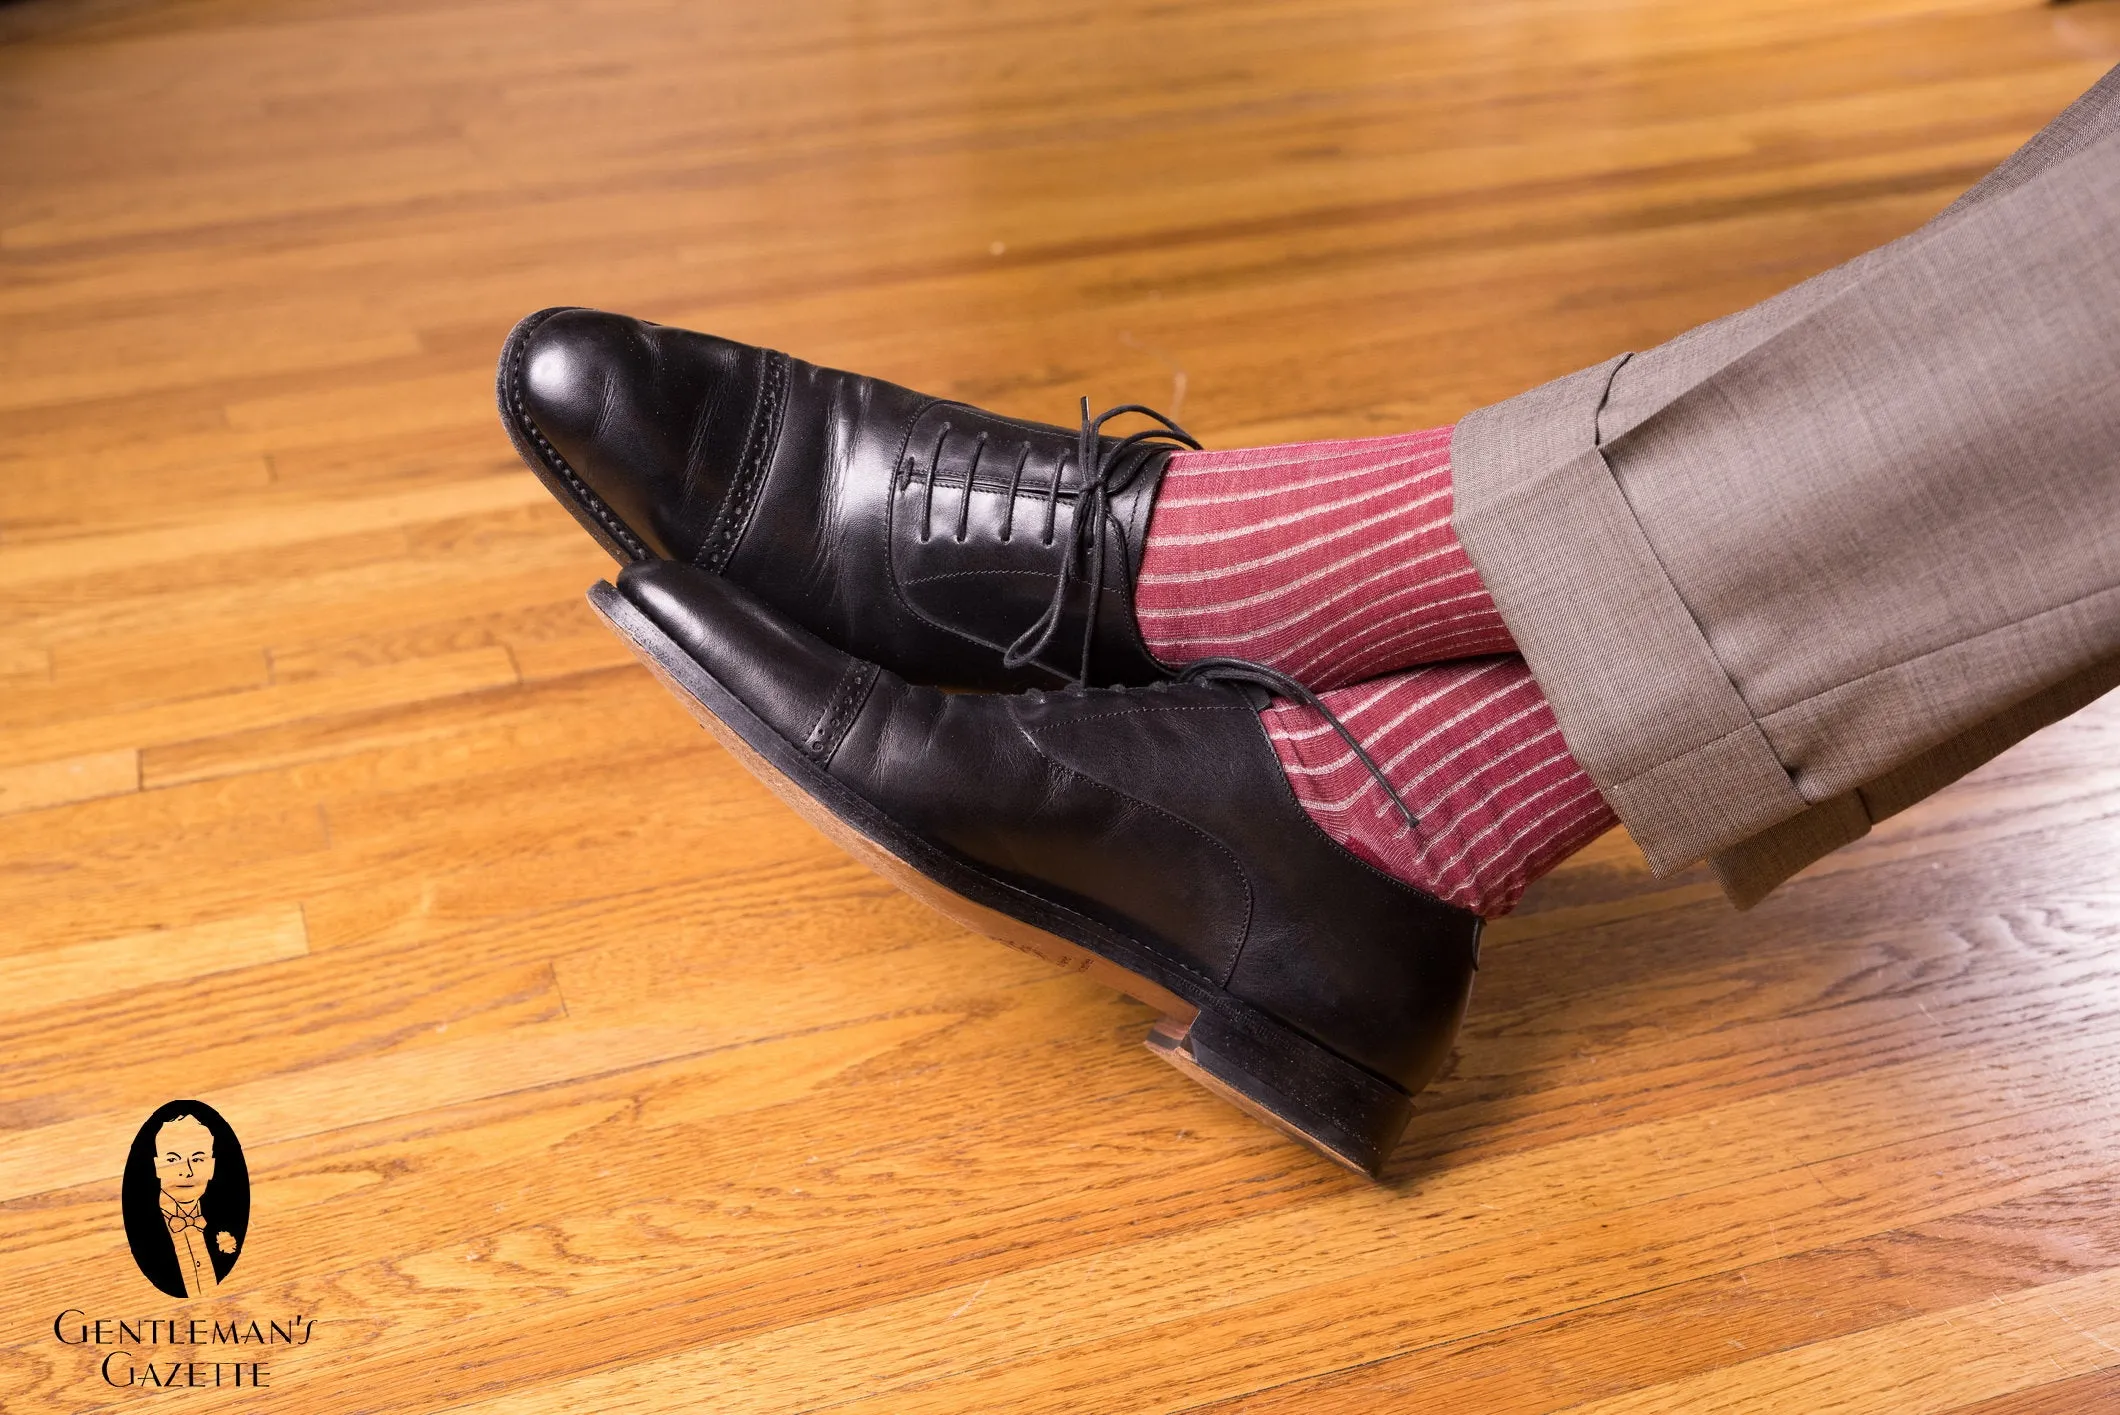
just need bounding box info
[508,321,649,560]
[699,349,790,572]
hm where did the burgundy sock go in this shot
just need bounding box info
[1263,658,1617,917]
[1134,427,1514,690]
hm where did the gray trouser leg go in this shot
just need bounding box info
[1452,64,2120,906]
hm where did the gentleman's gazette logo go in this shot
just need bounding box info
[45,1100,312,1391]
[122,1099,250,1298]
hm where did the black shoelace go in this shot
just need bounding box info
[1006,400,1421,838]
[1173,657,1423,835]
[1002,399,1200,686]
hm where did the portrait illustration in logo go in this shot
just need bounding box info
[121,1100,250,1299]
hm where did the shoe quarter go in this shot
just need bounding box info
[1015,698,1261,987]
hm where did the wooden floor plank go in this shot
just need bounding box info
[1947,1365,2120,1415]
[0,907,304,1016]
[0,646,519,771]
[1185,1179,2120,1413]
[428,1099,2120,1415]
[1568,1265,2120,1414]
[0,748,138,818]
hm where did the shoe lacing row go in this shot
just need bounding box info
[1001,399,1199,686]
[1004,400,1420,838]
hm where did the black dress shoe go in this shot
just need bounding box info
[592,559,1481,1176]
[500,307,1197,691]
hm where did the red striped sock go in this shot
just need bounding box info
[1134,427,1513,689]
[1264,658,1618,917]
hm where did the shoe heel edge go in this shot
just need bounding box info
[1146,1009,1414,1178]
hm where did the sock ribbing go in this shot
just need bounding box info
[1263,658,1618,917]
[1135,428,1515,689]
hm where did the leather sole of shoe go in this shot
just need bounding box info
[588,579,1417,1178]
[497,308,653,566]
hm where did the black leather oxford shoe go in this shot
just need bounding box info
[591,559,1482,1176]
[501,307,1196,691]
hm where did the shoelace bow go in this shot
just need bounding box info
[1001,399,1200,686]
[1003,400,1421,838]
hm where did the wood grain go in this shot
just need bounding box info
[3,0,2117,1410]
[0,907,305,1019]
[0,748,137,817]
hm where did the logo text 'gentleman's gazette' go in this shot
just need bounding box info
[53,1311,313,1389]
[44,1099,319,1390]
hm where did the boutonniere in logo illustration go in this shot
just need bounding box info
[48,1099,318,1391]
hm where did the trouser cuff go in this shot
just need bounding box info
[1451,357,1810,877]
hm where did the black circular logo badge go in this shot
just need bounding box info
[121,1101,250,1299]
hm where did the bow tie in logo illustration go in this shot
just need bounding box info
[165,1202,206,1236]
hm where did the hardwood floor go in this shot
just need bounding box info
[4,0,2118,1409]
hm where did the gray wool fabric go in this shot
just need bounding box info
[1452,64,2120,907]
